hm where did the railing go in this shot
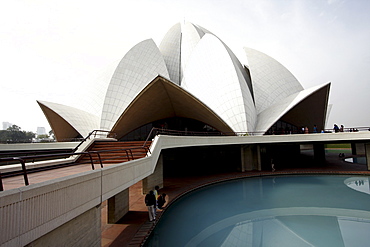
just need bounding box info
[0,149,73,166]
[72,129,117,152]
[143,127,370,146]
[0,145,150,191]
[265,127,370,135]
[143,128,236,147]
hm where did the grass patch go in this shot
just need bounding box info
[325,143,351,149]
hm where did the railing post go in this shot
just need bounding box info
[85,153,95,170]
[14,157,29,186]
[128,149,134,160]
[90,151,103,168]
[0,172,3,191]
[124,150,130,161]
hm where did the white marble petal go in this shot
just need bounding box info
[100,39,169,130]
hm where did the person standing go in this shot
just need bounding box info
[333,124,339,133]
[157,193,167,209]
[145,191,156,222]
[153,185,159,214]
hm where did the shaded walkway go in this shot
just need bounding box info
[101,153,370,247]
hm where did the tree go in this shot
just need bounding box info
[0,125,36,143]
[37,134,49,139]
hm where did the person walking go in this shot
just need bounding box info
[145,190,156,222]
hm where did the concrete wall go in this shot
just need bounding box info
[0,171,102,247]
[25,206,101,247]
[142,154,163,194]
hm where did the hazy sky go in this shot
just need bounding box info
[1,0,370,133]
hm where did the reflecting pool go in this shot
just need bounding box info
[144,176,370,247]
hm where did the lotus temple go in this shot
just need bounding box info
[37,22,330,141]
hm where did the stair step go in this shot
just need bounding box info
[76,141,151,164]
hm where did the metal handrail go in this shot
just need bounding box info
[143,126,370,139]
[0,145,151,191]
[72,130,117,153]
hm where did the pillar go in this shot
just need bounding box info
[241,145,261,171]
[313,143,326,164]
[142,154,164,195]
[108,188,129,224]
[353,143,366,155]
[365,143,370,171]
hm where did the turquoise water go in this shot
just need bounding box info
[144,176,370,247]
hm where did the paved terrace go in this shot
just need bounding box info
[1,132,370,246]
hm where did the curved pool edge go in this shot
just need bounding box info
[136,169,370,246]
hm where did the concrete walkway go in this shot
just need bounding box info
[101,153,370,247]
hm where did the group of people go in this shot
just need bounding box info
[333,124,345,133]
[144,185,167,222]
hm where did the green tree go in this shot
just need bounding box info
[2,125,36,143]
[0,130,9,143]
[37,134,49,139]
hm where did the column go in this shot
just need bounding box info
[241,145,261,171]
[108,188,129,224]
[142,154,164,195]
[313,143,326,165]
[365,143,370,171]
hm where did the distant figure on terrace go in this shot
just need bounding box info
[333,124,339,133]
[340,125,344,132]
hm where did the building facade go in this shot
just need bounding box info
[38,22,330,141]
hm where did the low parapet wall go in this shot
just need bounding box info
[1,170,102,246]
[0,136,161,247]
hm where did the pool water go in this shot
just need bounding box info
[144,176,370,247]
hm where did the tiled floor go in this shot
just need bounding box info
[1,162,117,191]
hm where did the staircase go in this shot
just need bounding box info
[77,141,152,165]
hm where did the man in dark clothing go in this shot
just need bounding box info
[145,190,156,221]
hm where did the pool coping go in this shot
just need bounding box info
[131,169,370,246]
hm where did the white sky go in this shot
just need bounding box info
[1,0,370,133]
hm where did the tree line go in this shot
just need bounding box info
[0,125,53,143]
